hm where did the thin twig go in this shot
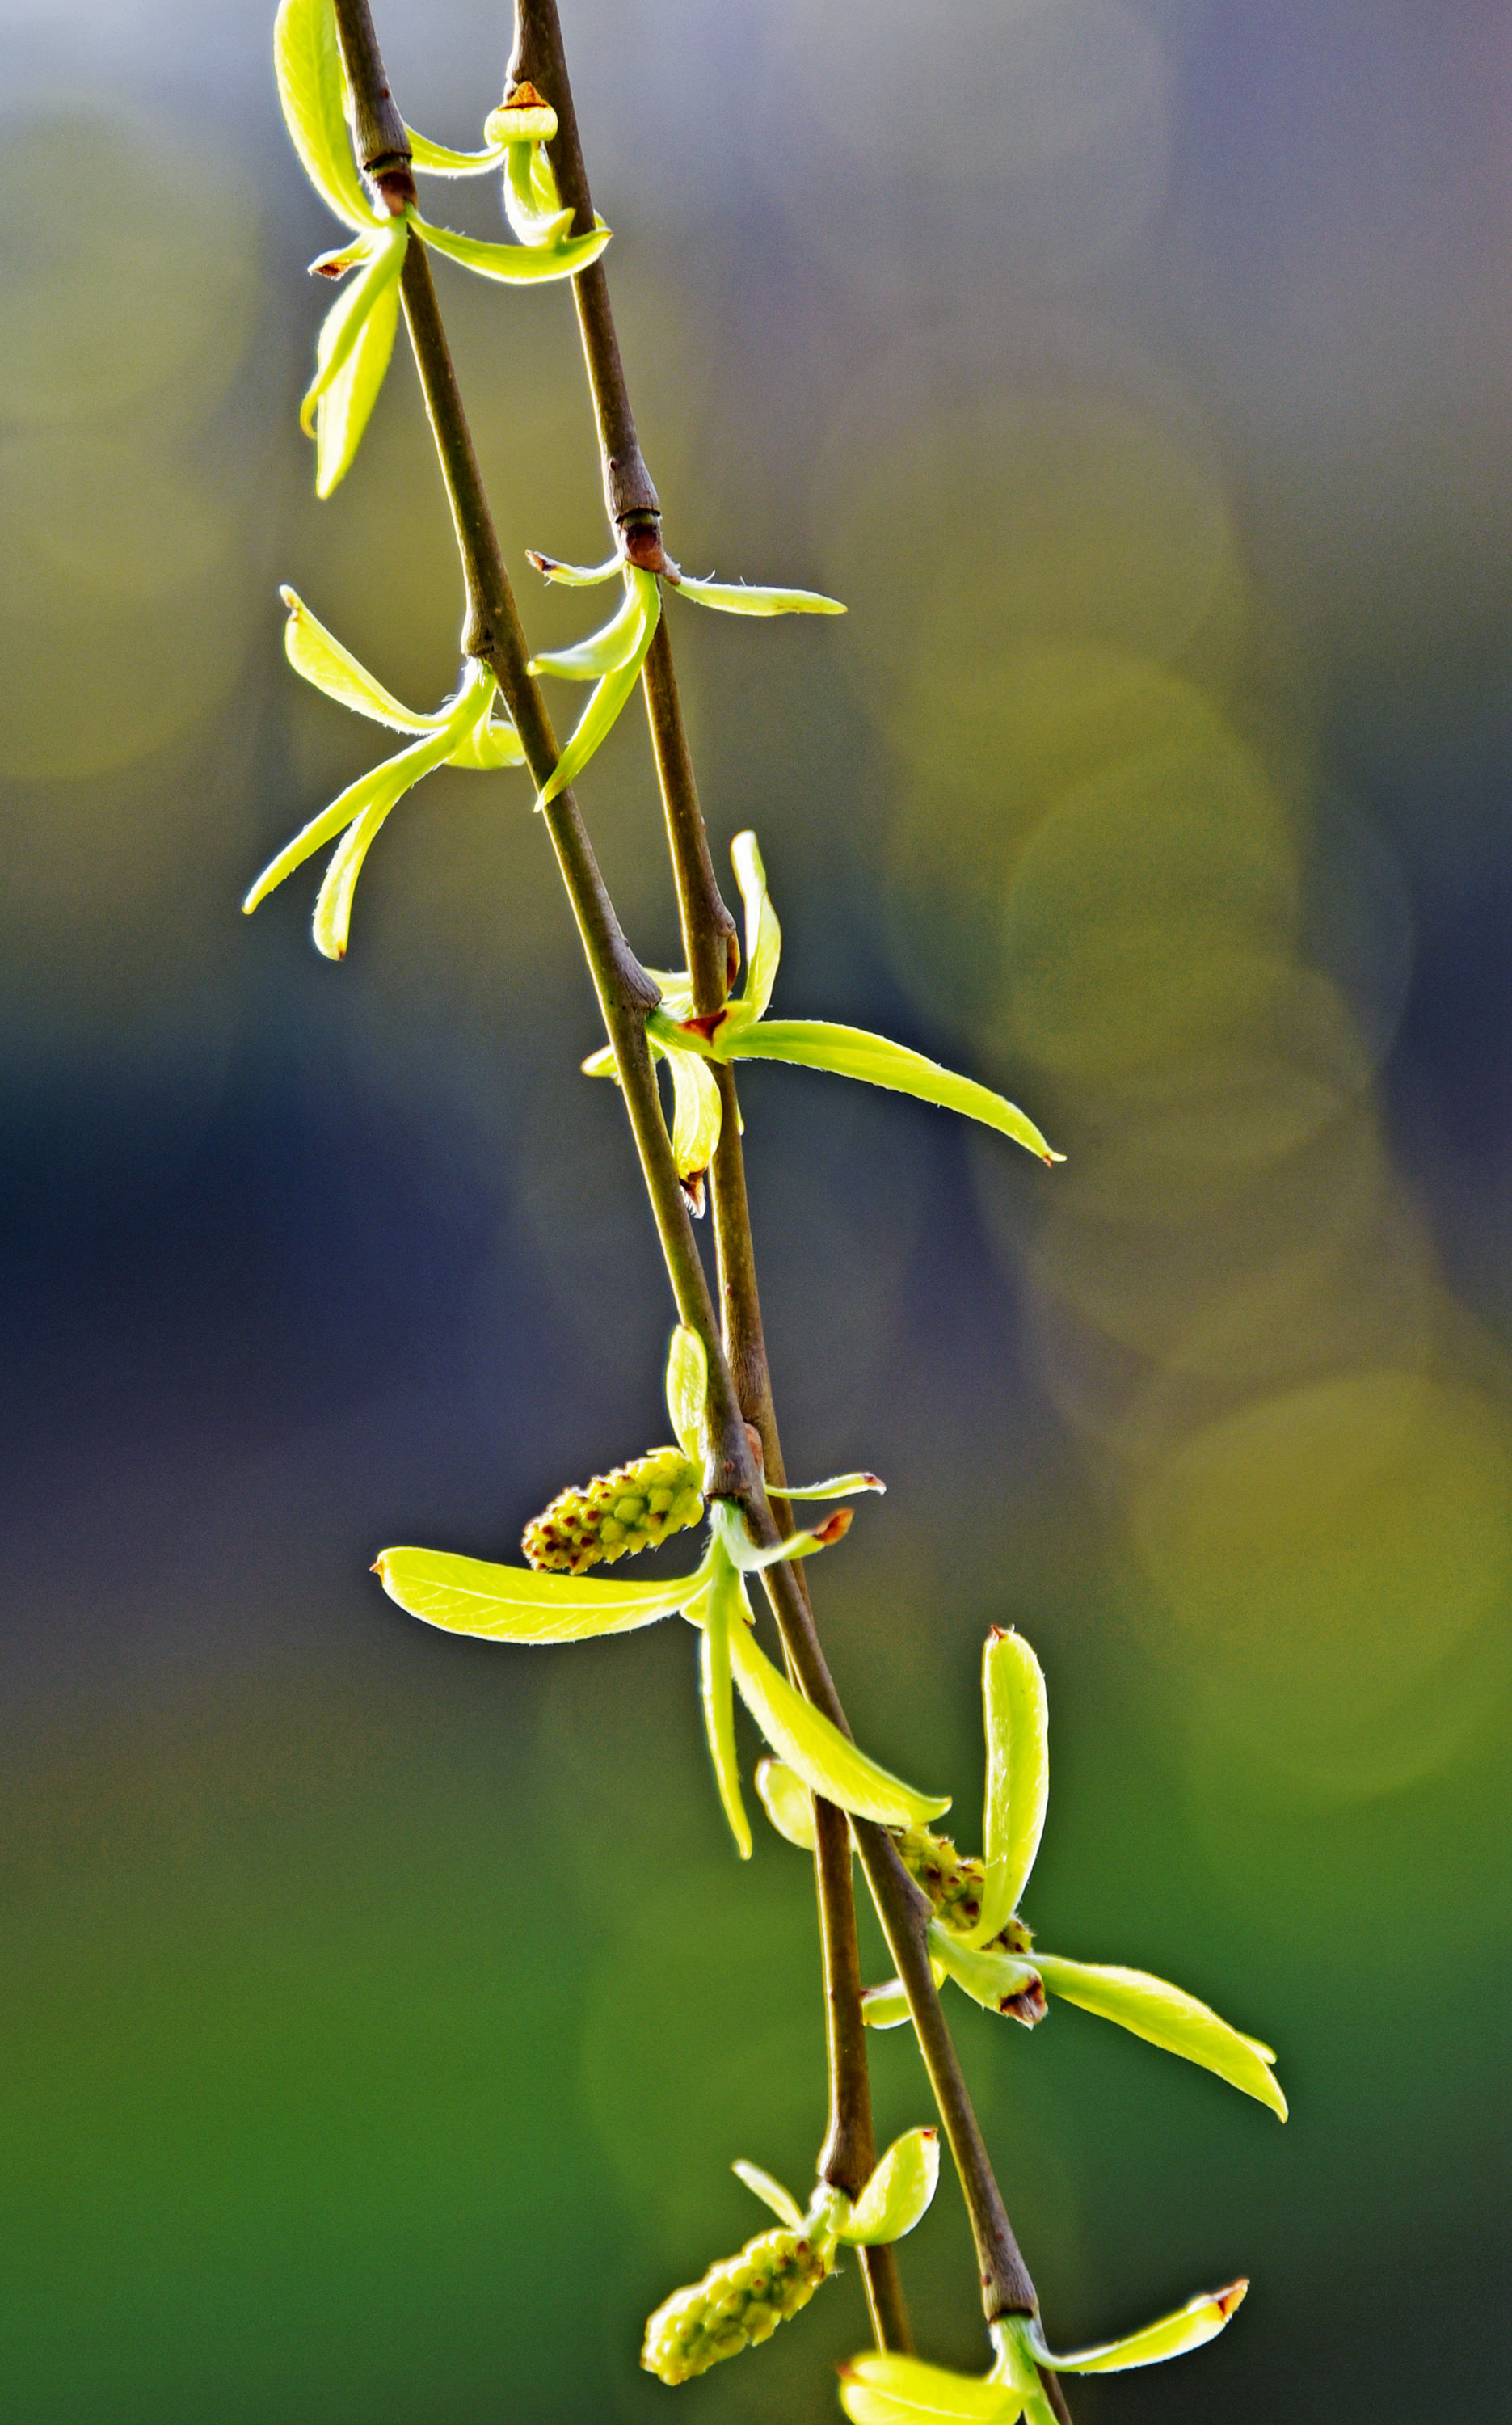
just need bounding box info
[331,0,1052,2367]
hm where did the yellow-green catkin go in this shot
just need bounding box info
[641,2227,831,2385]
[899,1826,1034,1951]
[522,1447,703,1573]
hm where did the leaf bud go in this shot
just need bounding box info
[522,1447,703,1573]
[641,2225,831,2384]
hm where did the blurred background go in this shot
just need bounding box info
[2,0,1509,2417]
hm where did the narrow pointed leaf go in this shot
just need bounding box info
[415,213,611,283]
[861,1966,945,2029]
[374,1545,704,1643]
[1033,1954,1287,2117]
[242,729,441,915]
[404,125,508,175]
[1027,2281,1249,2374]
[503,140,575,246]
[754,1757,817,1851]
[274,0,376,230]
[449,715,526,770]
[771,1471,884,1501]
[718,1021,1062,1165]
[676,574,845,617]
[310,233,406,496]
[708,1497,853,1576]
[298,234,380,429]
[280,587,440,732]
[840,2129,939,2246]
[664,1323,710,1465]
[728,1622,950,1828]
[527,552,622,587]
[537,572,660,808]
[529,578,646,681]
[700,1570,752,1858]
[731,2160,805,2232]
[581,1041,617,1080]
[667,1048,723,1187]
[730,829,782,1020]
[977,1629,1049,1946]
[312,790,394,959]
[840,2353,1019,2425]
[931,1924,1046,2022]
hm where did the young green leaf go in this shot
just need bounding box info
[415,213,612,283]
[666,1048,722,1198]
[242,724,453,917]
[449,714,525,770]
[839,2129,939,2246]
[1021,2281,1249,2374]
[770,1472,884,1501]
[1032,1954,1287,2117]
[404,125,510,175]
[753,1757,817,1851]
[664,1324,710,1466]
[373,1545,703,1643]
[700,1565,752,1858]
[976,1629,1049,1946]
[930,1923,1046,2022]
[840,2353,1018,2425]
[304,229,407,496]
[718,1021,1063,1166]
[527,551,622,587]
[731,2160,805,2232]
[280,587,441,732]
[313,790,396,960]
[274,0,376,230]
[503,139,575,247]
[529,576,650,681]
[536,571,661,808]
[730,830,781,1023]
[728,1622,950,1828]
[860,1966,946,2028]
[676,574,846,617]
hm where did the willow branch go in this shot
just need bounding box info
[503,0,1050,2354]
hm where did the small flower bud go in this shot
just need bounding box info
[898,1826,1033,1952]
[641,2227,831,2385]
[522,1447,703,1573]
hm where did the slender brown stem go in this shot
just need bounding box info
[331,0,1050,2370]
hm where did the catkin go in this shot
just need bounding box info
[522,1446,703,1573]
[641,2227,831,2385]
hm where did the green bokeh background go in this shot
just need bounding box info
[2,3,1509,2419]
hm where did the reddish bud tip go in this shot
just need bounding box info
[503,78,546,108]
[1216,2281,1249,2318]
[526,550,560,574]
[920,2127,937,2140]
[811,1508,854,1546]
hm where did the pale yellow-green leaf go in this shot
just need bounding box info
[528,552,621,588]
[772,1471,884,1501]
[977,1630,1049,1945]
[730,829,781,1020]
[754,1757,817,1851]
[536,571,660,808]
[404,124,508,175]
[664,1323,710,1465]
[667,1048,722,1187]
[700,1568,752,1858]
[415,213,611,284]
[529,576,646,681]
[676,574,846,617]
[280,587,438,731]
[242,727,449,916]
[731,2160,804,2232]
[274,0,375,229]
[310,234,406,496]
[503,138,575,246]
[312,790,394,959]
[931,1924,1044,2019]
[374,1545,701,1643]
[719,1021,1062,1166]
[1033,1954,1286,2117]
[840,2129,939,2246]
[1028,2281,1249,2373]
[840,2353,1018,2425]
[728,1623,950,1828]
